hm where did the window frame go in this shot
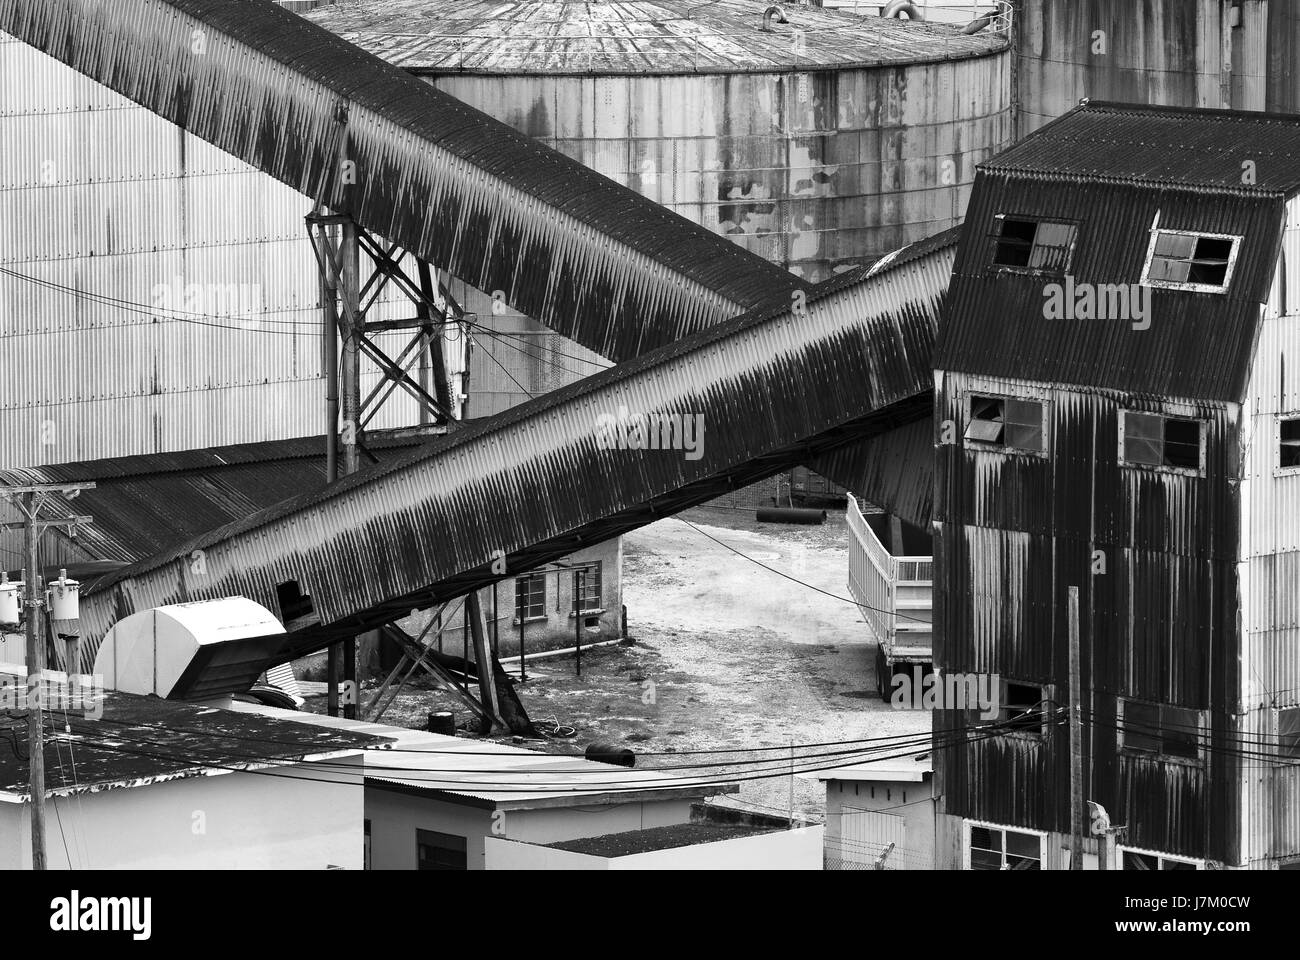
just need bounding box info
[513,572,546,624]
[1117,845,1204,871]
[1118,410,1207,477]
[1140,227,1242,294]
[993,679,1051,738]
[963,820,1048,870]
[1120,698,1205,765]
[1277,706,1300,760]
[416,829,468,871]
[986,214,1080,277]
[570,561,604,616]
[1277,414,1300,476]
[962,391,1050,458]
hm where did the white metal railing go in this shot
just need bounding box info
[846,497,933,646]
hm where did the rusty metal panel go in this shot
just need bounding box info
[1016,0,1300,138]
[314,0,1012,279]
[70,233,951,663]
[0,0,807,367]
[935,103,1294,403]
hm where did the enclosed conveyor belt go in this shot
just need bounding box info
[0,0,806,362]
[78,231,956,665]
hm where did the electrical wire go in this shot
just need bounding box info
[673,514,937,627]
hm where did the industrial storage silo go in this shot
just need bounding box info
[309,0,1012,411]
[1016,0,1300,137]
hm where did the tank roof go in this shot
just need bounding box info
[306,0,1007,76]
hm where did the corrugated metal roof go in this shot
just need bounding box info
[935,103,1293,401]
[0,430,428,571]
[308,0,1006,75]
[1,0,807,365]
[0,686,388,799]
[985,101,1300,197]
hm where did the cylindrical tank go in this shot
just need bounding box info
[0,573,22,625]
[1016,0,1300,139]
[427,711,457,735]
[310,0,1011,410]
[585,742,636,767]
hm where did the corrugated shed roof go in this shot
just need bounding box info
[984,101,1300,197]
[0,686,388,799]
[0,430,427,572]
[308,0,1005,75]
[935,103,1293,400]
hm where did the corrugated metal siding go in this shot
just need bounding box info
[421,53,1009,280]
[0,31,442,467]
[73,235,950,664]
[0,0,807,369]
[1016,0,1300,138]
[1238,194,1300,865]
[934,368,1244,862]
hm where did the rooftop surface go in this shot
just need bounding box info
[982,100,1300,196]
[308,0,1006,75]
[0,428,432,575]
[0,685,389,800]
[797,753,932,783]
[546,820,779,856]
[231,703,739,809]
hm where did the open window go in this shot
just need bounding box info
[1142,229,1240,293]
[989,216,1078,273]
[1120,412,1204,473]
[1279,707,1300,759]
[1122,700,1201,761]
[965,394,1045,454]
[1280,417,1300,471]
[275,580,315,625]
[997,681,1048,734]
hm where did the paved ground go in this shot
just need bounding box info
[314,504,930,823]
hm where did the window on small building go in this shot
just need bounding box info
[1120,848,1201,870]
[998,681,1048,734]
[572,561,602,613]
[363,819,371,871]
[1121,412,1204,472]
[1279,708,1300,759]
[1280,417,1300,470]
[989,216,1078,273]
[965,395,1045,453]
[514,573,545,621]
[416,829,467,871]
[1142,229,1240,292]
[968,823,1043,870]
[1123,701,1201,760]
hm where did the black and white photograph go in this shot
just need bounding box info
[0,0,1291,935]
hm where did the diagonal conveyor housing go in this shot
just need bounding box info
[0,0,806,362]
[79,233,955,663]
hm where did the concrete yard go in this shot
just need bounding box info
[318,504,930,824]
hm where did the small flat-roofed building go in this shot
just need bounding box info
[0,685,387,869]
[802,754,936,870]
[235,705,739,870]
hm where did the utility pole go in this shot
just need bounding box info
[1068,585,1084,870]
[1,482,94,871]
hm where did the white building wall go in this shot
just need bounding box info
[484,825,823,870]
[1237,194,1300,867]
[363,789,692,870]
[0,754,365,869]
